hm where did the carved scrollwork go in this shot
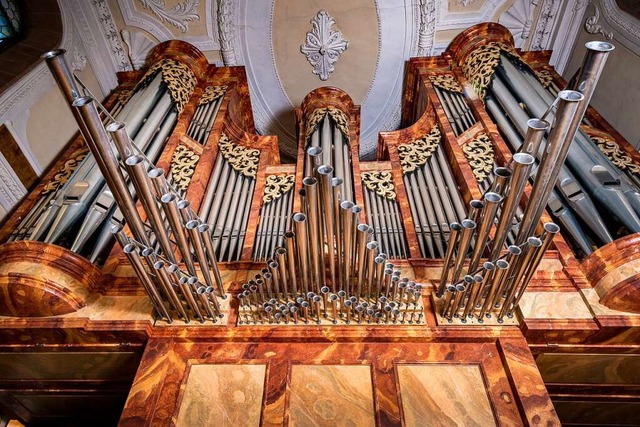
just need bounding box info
[170,144,200,191]
[41,148,90,196]
[300,10,348,81]
[305,106,350,144]
[398,126,441,174]
[198,85,227,106]
[263,174,295,204]
[462,133,494,182]
[429,74,462,93]
[137,0,199,33]
[591,135,640,177]
[361,171,396,201]
[218,133,260,179]
[117,89,133,106]
[134,59,197,113]
[534,69,554,88]
[461,41,522,98]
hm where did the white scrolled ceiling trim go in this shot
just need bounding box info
[436,0,507,30]
[600,0,640,55]
[118,0,221,51]
[237,0,419,160]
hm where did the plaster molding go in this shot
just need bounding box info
[92,0,132,72]
[436,0,508,30]
[72,44,88,72]
[217,0,238,66]
[0,152,26,212]
[121,28,157,70]
[530,0,561,50]
[416,0,436,56]
[585,1,614,39]
[300,10,348,81]
[118,0,220,51]
[499,0,536,48]
[600,0,640,54]
[548,0,589,73]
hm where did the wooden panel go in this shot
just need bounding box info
[289,365,375,427]
[175,364,266,427]
[536,353,640,385]
[397,364,496,427]
[552,400,640,426]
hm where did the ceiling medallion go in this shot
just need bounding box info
[300,10,349,81]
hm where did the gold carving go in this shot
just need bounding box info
[591,135,640,177]
[305,106,349,143]
[218,133,260,179]
[361,171,396,201]
[198,85,227,106]
[117,89,133,106]
[462,133,494,182]
[41,148,90,196]
[429,74,462,93]
[461,41,521,99]
[134,59,197,113]
[263,174,295,203]
[170,144,200,191]
[398,126,441,174]
[535,69,553,89]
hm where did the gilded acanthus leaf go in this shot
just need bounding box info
[361,171,396,201]
[534,69,553,89]
[218,133,260,178]
[305,106,349,144]
[133,58,197,113]
[462,132,494,182]
[429,74,462,93]
[117,89,133,106]
[398,126,441,174]
[170,144,200,191]
[41,148,89,196]
[263,174,295,203]
[591,135,640,177]
[198,85,227,105]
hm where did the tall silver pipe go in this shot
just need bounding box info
[450,219,476,284]
[437,222,461,297]
[197,223,225,298]
[468,192,503,272]
[184,219,221,314]
[303,177,323,292]
[332,178,344,289]
[318,165,337,290]
[157,191,196,275]
[284,231,298,298]
[341,201,355,292]
[152,259,189,321]
[306,146,323,177]
[478,259,509,320]
[293,213,311,295]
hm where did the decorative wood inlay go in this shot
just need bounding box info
[262,174,295,204]
[462,132,494,182]
[289,365,375,427]
[589,133,640,177]
[398,126,441,174]
[40,147,89,196]
[218,133,260,178]
[176,364,266,427]
[361,171,396,201]
[198,85,227,106]
[397,364,496,427]
[134,58,197,112]
[305,106,350,143]
[429,74,462,93]
[170,144,200,191]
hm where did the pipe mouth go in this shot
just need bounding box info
[306,146,323,156]
[302,177,317,186]
[340,200,354,210]
[544,222,560,234]
[154,261,164,269]
[125,155,145,166]
[275,247,286,255]
[483,261,496,270]
[462,219,477,229]
[357,223,369,232]
[168,264,180,273]
[161,193,177,203]
[263,272,272,279]
[332,177,343,186]
[513,152,535,166]
[456,284,467,291]
[284,231,295,238]
[186,220,199,229]
[188,277,199,285]
[148,168,165,179]
[450,222,462,232]
[141,247,154,257]
[507,245,522,256]
[585,40,615,52]
[268,261,279,269]
[496,259,509,269]
[374,256,385,264]
[197,223,209,232]
[72,96,93,107]
[379,253,388,260]
[484,191,503,204]
[317,165,334,175]
[366,241,379,250]
[196,286,206,294]
[351,205,362,214]
[446,284,456,292]
[41,49,66,59]
[494,167,511,179]
[463,275,474,284]
[473,274,483,282]
[179,277,189,284]
[469,200,484,210]
[123,243,136,254]
[527,236,543,247]
[292,212,306,222]
[177,200,190,210]
[106,122,126,132]
[558,90,584,102]
[110,223,124,234]
[527,118,550,131]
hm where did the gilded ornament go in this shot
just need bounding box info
[361,171,396,201]
[429,74,462,93]
[198,85,227,106]
[462,133,494,182]
[398,126,441,174]
[170,144,200,191]
[218,133,260,179]
[117,89,133,105]
[534,69,554,89]
[591,135,640,177]
[263,174,295,204]
[305,106,349,143]
[41,148,89,196]
[134,59,197,113]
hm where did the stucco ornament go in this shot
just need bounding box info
[300,10,349,81]
[137,0,200,33]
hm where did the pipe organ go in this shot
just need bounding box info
[0,24,639,426]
